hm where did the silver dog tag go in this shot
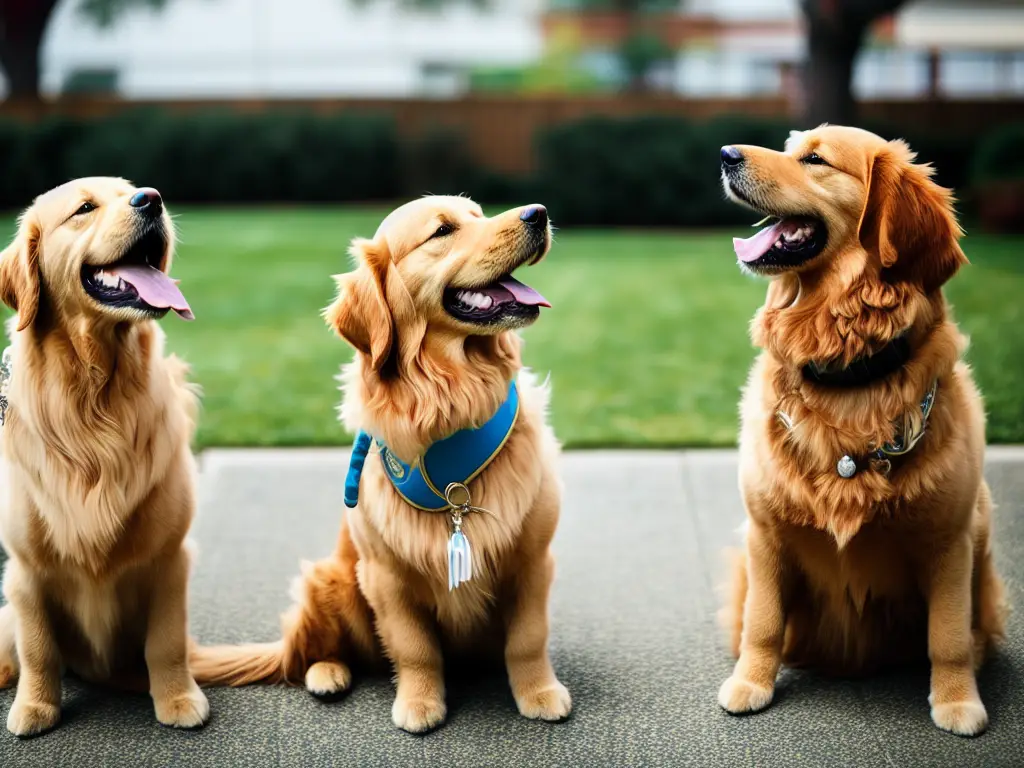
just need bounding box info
[445,483,474,591]
[447,511,473,591]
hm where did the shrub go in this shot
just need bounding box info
[535,113,791,227]
[401,126,538,206]
[969,123,1024,233]
[860,121,975,194]
[537,116,691,227]
[0,107,986,228]
[0,109,402,209]
[535,114,985,227]
[970,123,1024,185]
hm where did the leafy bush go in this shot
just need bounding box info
[967,122,1024,233]
[859,120,975,193]
[0,109,401,209]
[970,123,1024,185]
[0,107,992,228]
[535,114,791,227]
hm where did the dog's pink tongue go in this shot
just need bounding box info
[107,264,195,321]
[733,221,783,263]
[497,276,551,308]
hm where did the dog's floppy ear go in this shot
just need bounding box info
[858,139,967,293]
[325,238,397,372]
[0,211,41,331]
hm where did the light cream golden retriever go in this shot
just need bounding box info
[191,196,572,734]
[0,178,206,737]
[718,125,1006,736]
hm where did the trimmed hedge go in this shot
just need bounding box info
[0,107,1004,229]
[969,122,1024,233]
[534,114,989,227]
[535,114,792,227]
[0,109,401,208]
[971,123,1024,184]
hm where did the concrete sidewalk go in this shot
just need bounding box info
[1,449,1022,767]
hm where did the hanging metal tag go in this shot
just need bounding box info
[445,483,473,591]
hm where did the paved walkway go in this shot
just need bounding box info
[2,449,1022,767]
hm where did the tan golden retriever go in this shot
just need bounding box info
[717,125,1006,736]
[0,178,206,737]
[191,196,572,733]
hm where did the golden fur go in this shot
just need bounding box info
[0,178,207,736]
[718,126,1006,737]
[191,196,572,733]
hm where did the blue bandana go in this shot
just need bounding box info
[344,381,520,511]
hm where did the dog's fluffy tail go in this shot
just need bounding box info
[190,641,288,687]
[189,520,377,689]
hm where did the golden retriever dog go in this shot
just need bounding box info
[191,196,572,733]
[0,178,206,737]
[717,126,1006,737]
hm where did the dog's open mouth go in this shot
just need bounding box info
[443,274,550,326]
[81,226,194,320]
[733,216,828,272]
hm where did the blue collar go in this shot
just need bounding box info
[345,380,520,511]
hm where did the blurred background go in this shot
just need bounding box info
[0,0,1021,449]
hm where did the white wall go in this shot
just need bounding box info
[37,0,1024,100]
[42,0,545,98]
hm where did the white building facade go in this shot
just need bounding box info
[37,0,1024,100]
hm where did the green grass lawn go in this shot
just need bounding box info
[2,208,1022,447]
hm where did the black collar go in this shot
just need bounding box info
[802,336,911,388]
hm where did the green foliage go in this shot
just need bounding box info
[970,123,1024,184]
[520,22,605,95]
[857,120,975,193]
[619,31,672,85]
[76,0,171,27]
[0,108,995,227]
[535,114,791,227]
[0,109,401,208]
[61,68,119,96]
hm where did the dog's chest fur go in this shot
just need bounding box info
[353,452,537,641]
[0,324,198,675]
[1,326,194,567]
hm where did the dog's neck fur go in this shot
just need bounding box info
[341,330,522,464]
[754,264,943,370]
[750,267,964,544]
[19,313,154,392]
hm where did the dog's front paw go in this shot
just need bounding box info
[515,681,572,722]
[931,700,988,737]
[7,699,60,738]
[392,696,446,734]
[718,675,774,714]
[305,660,352,698]
[154,684,210,729]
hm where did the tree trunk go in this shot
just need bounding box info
[800,0,908,127]
[0,0,60,101]
[804,14,867,126]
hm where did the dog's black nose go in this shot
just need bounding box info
[520,205,548,229]
[721,146,744,168]
[130,188,162,212]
